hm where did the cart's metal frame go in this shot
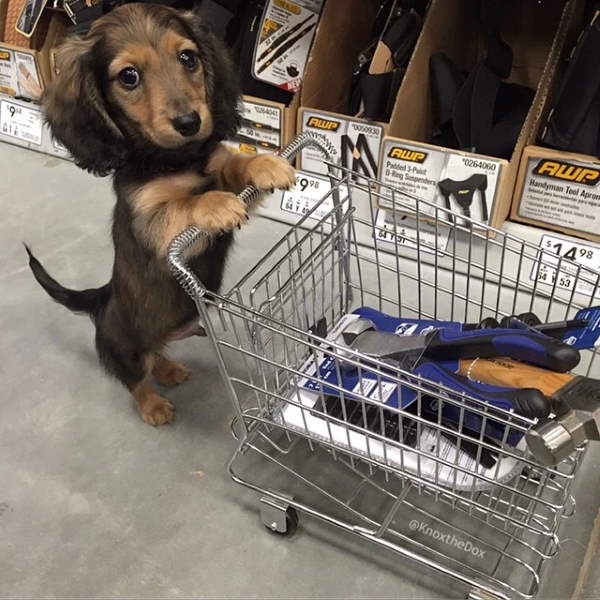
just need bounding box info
[168,133,599,600]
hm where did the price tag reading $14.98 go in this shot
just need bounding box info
[280,170,348,220]
[531,234,600,297]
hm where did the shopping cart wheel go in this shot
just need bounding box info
[260,495,299,536]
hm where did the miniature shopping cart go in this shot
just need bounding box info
[168,133,600,599]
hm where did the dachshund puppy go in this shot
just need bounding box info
[27,3,295,425]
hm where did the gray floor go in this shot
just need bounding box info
[2,142,600,599]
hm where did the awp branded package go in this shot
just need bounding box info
[512,145,600,242]
[298,108,384,180]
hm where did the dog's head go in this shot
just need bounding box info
[44,3,240,175]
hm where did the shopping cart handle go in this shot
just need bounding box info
[167,131,338,300]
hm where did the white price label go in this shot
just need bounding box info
[280,171,348,220]
[351,378,396,404]
[0,100,42,145]
[374,210,448,254]
[530,234,600,297]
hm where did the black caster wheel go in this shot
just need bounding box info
[260,496,299,536]
[265,507,299,536]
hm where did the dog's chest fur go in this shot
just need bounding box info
[109,165,235,344]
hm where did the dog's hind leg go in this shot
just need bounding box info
[152,353,191,386]
[132,376,175,426]
[95,319,175,425]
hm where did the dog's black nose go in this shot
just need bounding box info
[171,111,201,136]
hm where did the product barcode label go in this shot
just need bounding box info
[280,170,348,220]
[374,210,449,254]
[530,234,600,297]
[0,100,42,145]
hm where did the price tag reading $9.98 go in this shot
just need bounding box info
[531,234,600,297]
[280,170,348,221]
[0,100,42,145]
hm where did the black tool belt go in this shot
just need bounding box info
[349,0,426,120]
[429,0,534,159]
[541,8,600,156]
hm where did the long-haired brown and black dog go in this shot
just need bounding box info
[27,3,295,425]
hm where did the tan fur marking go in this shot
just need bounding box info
[163,29,196,56]
[206,145,296,195]
[130,172,247,256]
[189,190,248,232]
[152,353,191,386]
[133,379,175,425]
[106,29,211,148]
[243,153,296,191]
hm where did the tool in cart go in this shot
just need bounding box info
[316,393,500,470]
[345,318,580,373]
[468,309,600,350]
[339,318,552,420]
[459,357,600,466]
[365,306,600,350]
[437,174,488,227]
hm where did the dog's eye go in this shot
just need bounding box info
[118,67,140,89]
[179,50,198,71]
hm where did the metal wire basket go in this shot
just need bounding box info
[168,133,599,600]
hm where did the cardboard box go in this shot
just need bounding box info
[298,107,385,177]
[0,9,68,101]
[226,0,328,155]
[297,0,390,178]
[511,145,600,243]
[224,93,299,155]
[377,0,583,230]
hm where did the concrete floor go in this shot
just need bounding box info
[2,142,600,599]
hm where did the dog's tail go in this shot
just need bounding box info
[25,245,110,318]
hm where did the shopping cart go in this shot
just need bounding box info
[168,133,600,599]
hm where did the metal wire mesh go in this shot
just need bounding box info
[169,146,599,599]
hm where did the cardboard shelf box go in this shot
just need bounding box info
[297,0,395,179]
[224,93,299,156]
[512,145,600,244]
[510,8,600,244]
[377,0,583,231]
[0,1,69,102]
[225,0,327,156]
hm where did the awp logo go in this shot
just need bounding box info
[306,116,341,131]
[533,159,600,186]
[388,146,428,163]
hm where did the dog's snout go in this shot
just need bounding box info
[171,111,201,137]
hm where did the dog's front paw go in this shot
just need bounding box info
[192,191,248,233]
[245,154,296,191]
[139,393,175,426]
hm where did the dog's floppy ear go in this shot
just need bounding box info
[179,12,241,141]
[43,37,125,176]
